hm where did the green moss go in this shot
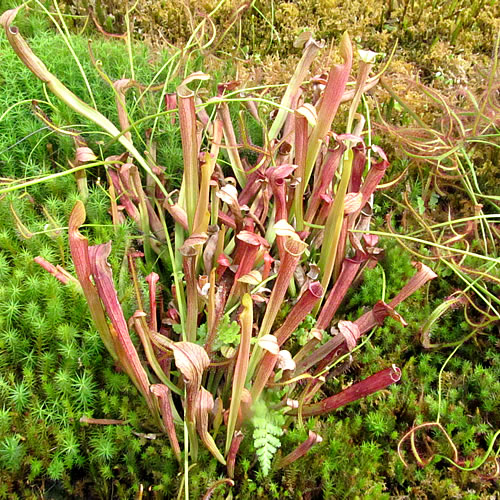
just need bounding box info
[0,9,186,187]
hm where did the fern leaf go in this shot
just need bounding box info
[251,401,285,476]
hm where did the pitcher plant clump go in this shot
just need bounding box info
[1,6,440,488]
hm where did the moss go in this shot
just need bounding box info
[0,9,188,184]
[53,0,497,87]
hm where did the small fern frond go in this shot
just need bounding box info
[251,400,285,476]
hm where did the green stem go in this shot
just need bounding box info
[316,148,354,313]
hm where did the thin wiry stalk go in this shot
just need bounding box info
[225,294,252,454]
